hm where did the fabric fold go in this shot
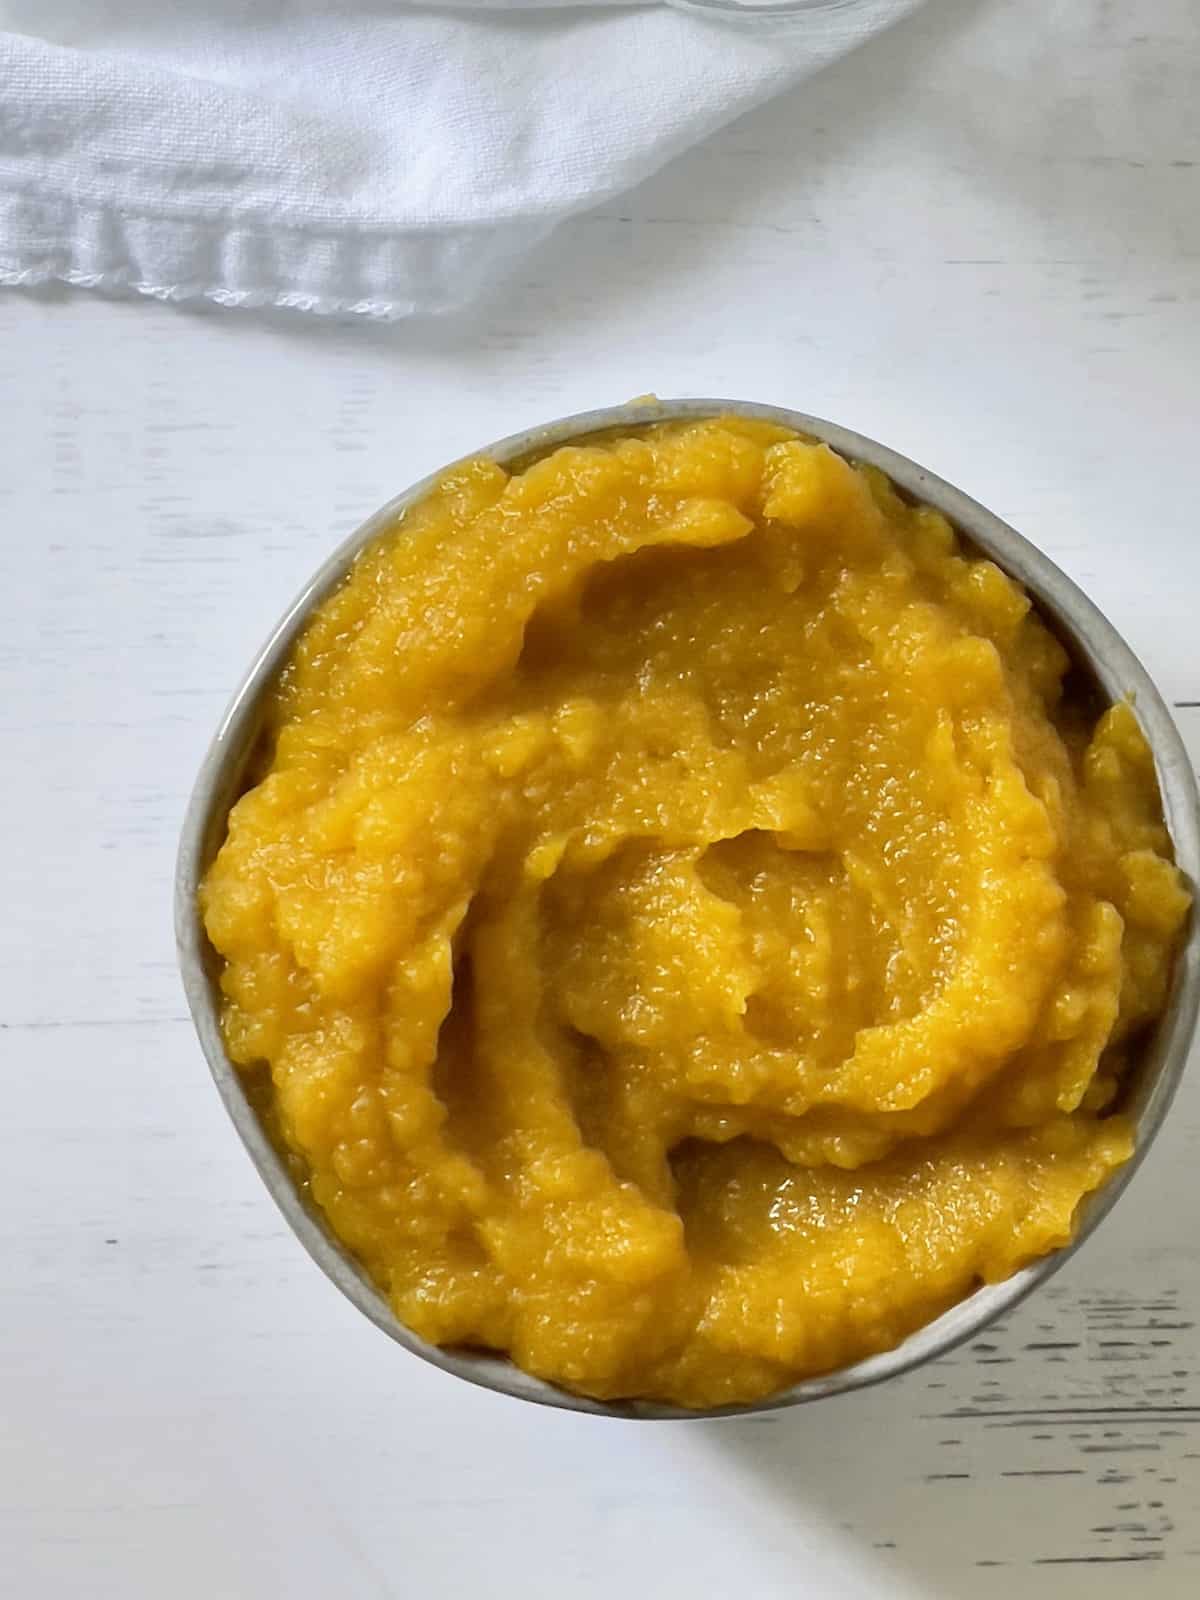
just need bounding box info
[0,1,920,317]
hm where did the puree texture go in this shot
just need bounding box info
[202,417,1189,1408]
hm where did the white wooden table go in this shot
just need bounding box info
[4,2,1199,1593]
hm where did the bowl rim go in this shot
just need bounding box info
[664,0,856,22]
[175,397,1200,1420]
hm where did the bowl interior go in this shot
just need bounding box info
[176,398,1200,1419]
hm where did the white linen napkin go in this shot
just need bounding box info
[0,1,918,319]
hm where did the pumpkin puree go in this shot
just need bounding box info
[202,417,1189,1407]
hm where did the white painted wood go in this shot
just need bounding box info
[3,0,1198,1592]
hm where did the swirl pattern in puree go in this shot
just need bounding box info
[202,417,1189,1407]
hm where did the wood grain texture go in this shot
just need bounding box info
[2,0,1199,1593]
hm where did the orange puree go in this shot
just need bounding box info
[201,418,1189,1407]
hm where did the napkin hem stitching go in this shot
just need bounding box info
[0,184,535,317]
[0,261,432,319]
[0,176,579,236]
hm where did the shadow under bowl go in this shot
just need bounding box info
[175,397,1200,1419]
